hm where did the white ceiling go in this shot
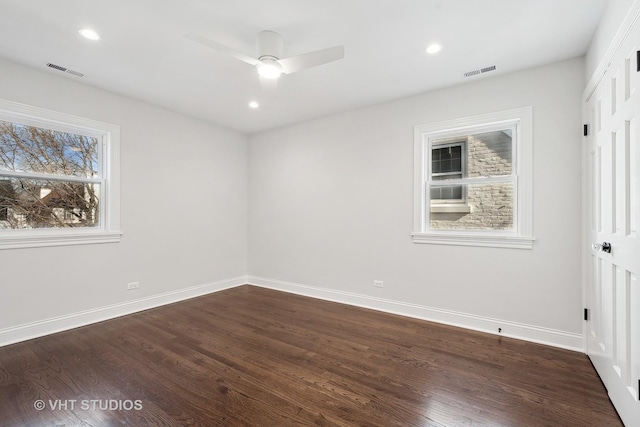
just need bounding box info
[0,0,608,134]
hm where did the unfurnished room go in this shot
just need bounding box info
[0,0,638,426]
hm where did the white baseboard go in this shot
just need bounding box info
[1,275,584,352]
[248,276,584,352]
[0,276,247,347]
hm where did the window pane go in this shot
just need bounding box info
[0,120,98,178]
[0,178,99,229]
[432,159,441,173]
[429,182,513,230]
[432,129,512,179]
[431,145,463,177]
[431,174,463,201]
[430,185,463,200]
[468,130,511,177]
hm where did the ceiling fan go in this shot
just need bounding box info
[185,30,344,80]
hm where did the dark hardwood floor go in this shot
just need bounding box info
[0,285,622,426]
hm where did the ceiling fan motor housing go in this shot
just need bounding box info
[257,30,284,60]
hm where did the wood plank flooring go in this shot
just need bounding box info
[0,285,623,426]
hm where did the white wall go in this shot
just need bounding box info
[249,57,585,346]
[0,54,589,349]
[586,0,637,79]
[0,58,248,340]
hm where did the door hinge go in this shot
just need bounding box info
[584,308,589,321]
[637,51,640,72]
[584,124,588,136]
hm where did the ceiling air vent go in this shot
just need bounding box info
[463,69,481,78]
[462,64,497,78]
[46,63,85,78]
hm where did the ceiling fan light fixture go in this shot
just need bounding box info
[257,58,283,79]
[184,30,344,83]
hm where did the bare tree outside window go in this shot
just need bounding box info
[0,120,100,229]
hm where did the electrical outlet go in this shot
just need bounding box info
[127,282,139,290]
[373,280,384,288]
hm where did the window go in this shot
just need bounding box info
[0,99,121,249]
[431,142,465,203]
[413,107,533,249]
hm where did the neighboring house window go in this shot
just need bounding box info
[0,99,121,249]
[430,141,466,207]
[413,107,534,249]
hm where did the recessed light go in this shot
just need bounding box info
[426,43,442,54]
[78,28,101,41]
[249,101,259,109]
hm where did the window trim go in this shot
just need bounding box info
[412,107,534,249]
[0,98,121,250]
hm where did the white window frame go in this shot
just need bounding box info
[412,107,534,249]
[0,98,121,249]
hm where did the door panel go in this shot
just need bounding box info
[585,19,640,426]
[631,273,639,393]
[631,118,638,236]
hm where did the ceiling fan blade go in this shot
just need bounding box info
[184,32,259,66]
[278,45,344,74]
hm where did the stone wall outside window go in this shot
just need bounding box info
[430,130,513,230]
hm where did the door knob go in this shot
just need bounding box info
[592,242,612,253]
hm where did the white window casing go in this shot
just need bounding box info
[412,107,534,249]
[0,98,121,249]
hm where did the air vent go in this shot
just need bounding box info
[65,69,85,78]
[462,64,497,78]
[46,63,85,78]
[46,63,67,72]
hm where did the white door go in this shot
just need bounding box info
[585,18,640,427]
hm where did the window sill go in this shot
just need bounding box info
[412,232,534,249]
[0,230,122,250]
[430,204,472,214]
